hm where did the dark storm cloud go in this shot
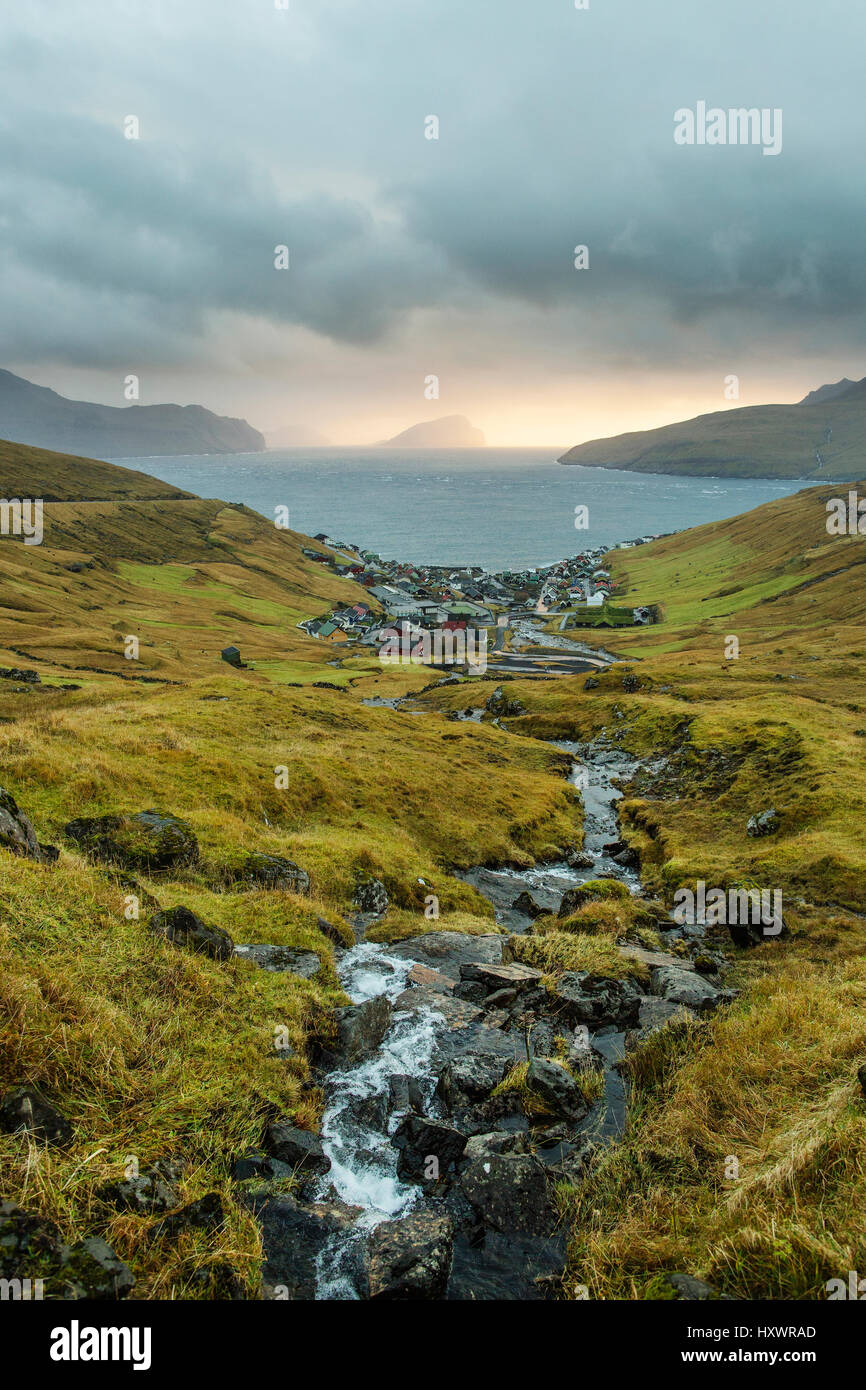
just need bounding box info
[2,0,866,372]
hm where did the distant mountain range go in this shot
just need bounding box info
[0,369,265,458]
[380,415,485,447]
[559,377,866,479]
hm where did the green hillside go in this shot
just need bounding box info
[559,377,866,479]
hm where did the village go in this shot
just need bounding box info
[297,531,660,655]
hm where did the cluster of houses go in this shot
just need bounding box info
[299,532,658,648]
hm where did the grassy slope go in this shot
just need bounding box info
[0,441,581,1298]
[559,397,866,479]
[415,479,866,1299]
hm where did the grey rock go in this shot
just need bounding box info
[659,1272,731,1301]
[552,971,643,1027]
[333,995,393,1067]
[650,965,721,1014]
[235,853,311,894]
[368,1212,454,1299]
[64,809,198,871]
[463,1130,530,1160]
[63,1236,135,1299]
[393,1115,467,1184]
[0,788,44,861]
[246,1193,361,1299]
[525,1057,588,1121]
[436,1055,509,1111]
[458,1155,555,1235]
[233,944,321,977]
[746,807,780,838]
[264,1122,331,1175]
[148,905,234,961]
[353,877,389,914]
[388,1074,425,1115]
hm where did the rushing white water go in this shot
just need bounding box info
[313,941,446,1298]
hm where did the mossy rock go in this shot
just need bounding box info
[64,810,199,872]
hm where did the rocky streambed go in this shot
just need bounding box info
[245,729,734,1301]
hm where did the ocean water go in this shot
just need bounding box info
[121,447,818,569]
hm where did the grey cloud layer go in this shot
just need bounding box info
[2,0,865,373]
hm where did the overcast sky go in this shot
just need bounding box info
[1,0,864,445]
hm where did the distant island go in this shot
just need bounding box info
[380,414,485,447]
[0,368,265,459]
[559,377,866,479]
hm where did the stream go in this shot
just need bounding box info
[309,723,651,1299]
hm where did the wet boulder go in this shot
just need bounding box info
[368,1212,454,1300]
[650,965,721,1014]
[463,1130,530,1161]
[393,1115,467,1185]
[148,905,234,961]
[333,995,393,1067]
[436,1055,509,1112]
[564,848,594,869]
[233,853,310,894]
[458,1155,555,1235]
[244,1193,362,1299]
[388,1074,425,1116]
[525,1058,588,1122]
[552,972,643,1028]
[64,810,199,871]
[264,1122,331,1176]
[0,1085,73,1147]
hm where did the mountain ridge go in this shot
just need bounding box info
[0,368,265,459]
[559,375,866,479]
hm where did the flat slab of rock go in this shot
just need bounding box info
[368,1213,454,1299]
[650,965,720,1013]
[387,932,504,981]
[234,944,321,978]
[638,997,694,1031]
[618,944,693,971]
[459,961,542,994]
[408,962,455,992]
